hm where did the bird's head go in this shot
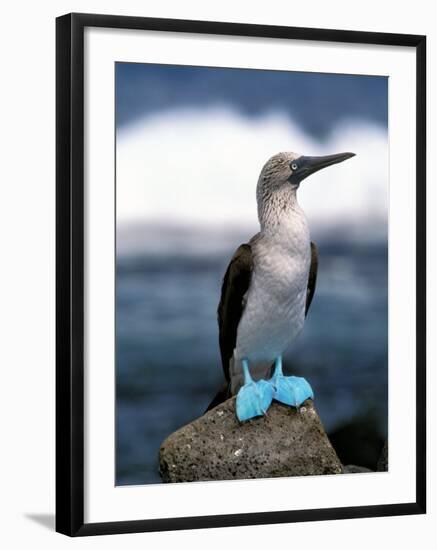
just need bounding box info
[258,150,356,193]
[256,150,355,225]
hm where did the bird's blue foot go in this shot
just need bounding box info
[236,359,274,421]
[269,356,314,407]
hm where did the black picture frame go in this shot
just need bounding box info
[56,12,426,537]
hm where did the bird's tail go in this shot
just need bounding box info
[205,381,231,413]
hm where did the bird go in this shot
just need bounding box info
[207,151,355,421]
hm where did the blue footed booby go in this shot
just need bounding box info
[207,151,355,421]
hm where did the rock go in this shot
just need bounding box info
[343,464,372,474]
[377,440,388,471]
[159,397,343,483]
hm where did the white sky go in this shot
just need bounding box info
[116,107,388,235]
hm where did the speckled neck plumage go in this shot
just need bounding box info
[257,185,308,249]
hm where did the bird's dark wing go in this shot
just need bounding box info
[305,241,318,316]
[217,243,253,382]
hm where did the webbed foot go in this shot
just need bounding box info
[235,359,274,421]
[236,379,274,421]
[269,356,314,407]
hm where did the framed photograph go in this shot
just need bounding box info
[56,12,426,536]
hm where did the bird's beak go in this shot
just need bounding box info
[294,152,355,182]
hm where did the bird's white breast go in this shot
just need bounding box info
[234,208,311,366]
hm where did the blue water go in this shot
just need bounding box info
[116,238,388,485]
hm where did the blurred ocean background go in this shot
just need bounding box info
[115,63,388,485]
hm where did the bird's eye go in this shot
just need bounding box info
[291,163,298,171]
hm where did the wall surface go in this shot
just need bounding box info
[0,1,434,548]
